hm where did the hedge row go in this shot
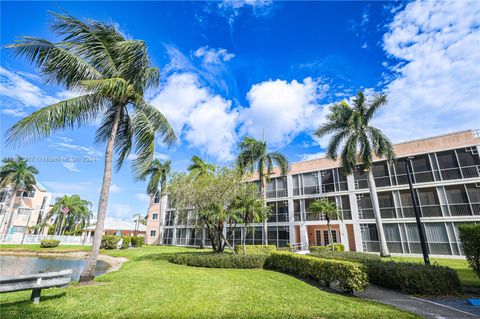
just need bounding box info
[458,224,480,279]
[101,236,121,249]
[100,235,144,249]
[234,245,277,255]
[309,250,381,263]
[169,253,268,269]
[264,252,368,293]
[309,244,345,253]
[365,260,462,296]
[40,239,60,248]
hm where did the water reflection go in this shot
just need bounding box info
[0,255,110,281]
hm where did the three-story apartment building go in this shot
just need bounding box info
[145,129,480,257]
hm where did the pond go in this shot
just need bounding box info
[0,255,110,281]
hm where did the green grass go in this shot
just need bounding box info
[0,245,419,319]
[388,256,480,289]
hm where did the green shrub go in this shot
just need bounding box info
[100,235,121,249]
[365,260,462,296]
[309,250,381,263]
[264,252,368,293]
[122,236,131,249]
[130,236,144,247]
[234,245,276,255]
[169,253,268,269]
[40,239,60,248]
[458,224,480,279]
[309,243,345,253]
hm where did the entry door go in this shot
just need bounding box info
[315,230,322,246]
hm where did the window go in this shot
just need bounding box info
[150,230,156,237]
[40,196,48,210]
[323,230,337,245]
[0,191,7,202]
[12,226,25,233]
[154,192,160,204]
[152,213,158,220]
[16,190,35,198]
[445,185,468,203]
[17,208,32,215]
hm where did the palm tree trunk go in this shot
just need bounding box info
[243,220,247,255]
[1,188,17,241]
[327,221,334,251]
[366,170,390,257]
[20,208,34,245]
[80,104,122,283]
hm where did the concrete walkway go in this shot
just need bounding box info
[356,285,480,318]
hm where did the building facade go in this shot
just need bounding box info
[145,129,480,257]
[0,182,52,240]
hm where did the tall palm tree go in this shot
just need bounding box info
[0,156,38,241]
[4,13,176,282]
[132,213,146,236]
[236,136,289,244]
[231,184,270,254]
[315,91,395,257]
[138,159,170,242]
[187,155,215,178]
[308,199,341,251]
[44,194,92,237]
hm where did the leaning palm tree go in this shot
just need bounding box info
[315,91,395,257]
[4,12,176,282]
[309,199,341,251]
[187,156,215,178]
[0,156,38,241]
[236,136,289,244]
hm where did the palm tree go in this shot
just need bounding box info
[4,13,176,282]
[132,213,146,236]
[44,194,92,237]
[138,159,170,242]
[236,137,289,244]
[187,156,215,178]
[308,199,341,251]
[315,92,395,257]
[231,184,270,254]
[0,156,38,241]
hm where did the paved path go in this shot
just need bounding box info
[356,285,480,318]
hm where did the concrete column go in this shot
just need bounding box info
[347,174,363,252]
[286,175,296,245]
[339,222,348,250]
[159,194,168,245]
[299,223,309,250]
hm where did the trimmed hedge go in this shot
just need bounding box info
[169,253,268,269]
[130,236,144,247]
[264,252,368,293]
[365,260,462,296]
[101,235,121,249]
[234,245,276,255]
[40,239,60,248]
[309,243,345,253]
[309,250,381,263]
[458,224,480,279]
[122,236,131,249]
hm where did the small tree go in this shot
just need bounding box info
[308,199,341,251]
[458,224,480,279]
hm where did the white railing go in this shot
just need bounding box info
[290,242,309,252]
[1,234,92,245]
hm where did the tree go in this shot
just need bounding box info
[0,156,38,241]
[231,184,270,254]
[236,137,289,244]
[315,91,395,257]
[187,155,215,178]
[458,224,480,279]
[308,199,341,251]
[132,213,146,236]
[4,13,176,282]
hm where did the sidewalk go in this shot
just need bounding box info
[356,285,480,319]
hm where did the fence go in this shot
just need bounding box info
[1,234,93,245]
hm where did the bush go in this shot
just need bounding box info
[169,253,268,269]
[101,235,121,249]
[40,239,60,248]
[122,236,131,249]
[309,250,381,263]
[365,260,462,296]
[234,245,276,255]
[264,252,368,293]
[309,243,345,253]
[130,236,144,247]
[458,224,480,279]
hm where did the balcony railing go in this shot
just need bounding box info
[380,207,396,219]
[402,205,443,218]
[445,203,479,216]
[374,176,391,187]
[355,179,369,190]
[266,189,288,199]
[304,185,319,195]
[359,208,374,219]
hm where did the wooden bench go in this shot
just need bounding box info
[0,269,72,304]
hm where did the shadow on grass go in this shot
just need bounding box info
[1,291,67,308]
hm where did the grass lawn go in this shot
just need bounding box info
[388,256,480,290]
[0,245,419,319]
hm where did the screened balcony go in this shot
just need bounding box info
[398,188,443,218]
[266,177,288,199]
[444,184,480,216]
[267,201,289,222]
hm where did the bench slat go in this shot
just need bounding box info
[0,269,73,284]
[0,277,71,293]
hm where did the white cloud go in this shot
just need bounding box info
[218,0,274,19]
[298,152,326,161]
[43,181,94,194]
[194,46,235,65]
[107,203,134,220]
[48,136,103,157]
[135,193,150,202]
[110,184,121,193]
[150,73,238,161]
[239,77,329,147]
[377,0,480,142]
[62,162,80,172]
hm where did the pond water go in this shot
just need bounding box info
[0,255,110,281]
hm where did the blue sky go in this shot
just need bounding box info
[1,1,479,221]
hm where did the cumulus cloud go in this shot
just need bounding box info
[107,203,133,220]
[194,46,235,65]
[62,162,80,172]
[298,152,326,161]
[135,193,151,202]
[110,184,121,193]
[377,0,480,142]
[150,73,238,161]
[239,77,329,147]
